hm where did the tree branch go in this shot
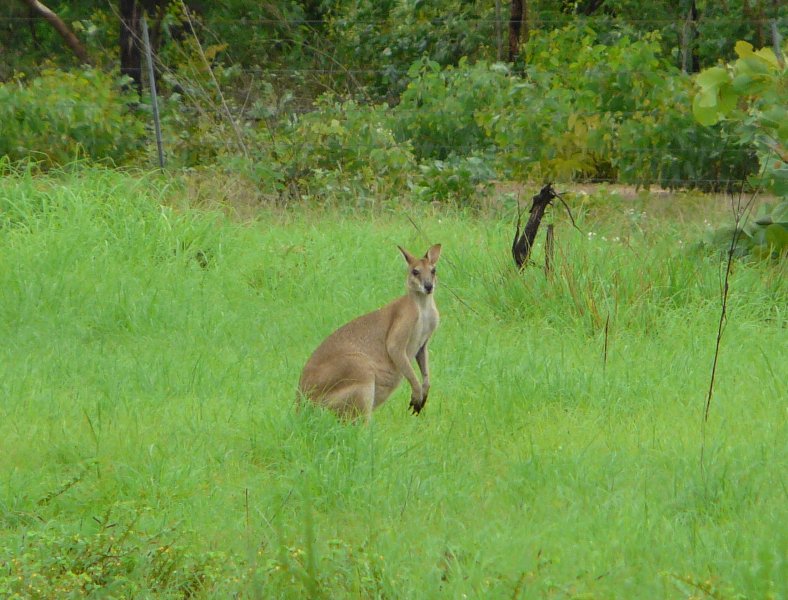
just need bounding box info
[19,0,92,65]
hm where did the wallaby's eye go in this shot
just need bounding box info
[411,269,420,276]
[431,268,436,275]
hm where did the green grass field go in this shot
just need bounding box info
[0,166,785,598]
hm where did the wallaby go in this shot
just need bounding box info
[298,244,442,421]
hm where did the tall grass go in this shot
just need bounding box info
[0,166,785,598]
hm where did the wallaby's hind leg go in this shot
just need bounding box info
[321,379,375,423]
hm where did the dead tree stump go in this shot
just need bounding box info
[512,183,558,269]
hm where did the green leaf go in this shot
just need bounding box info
[769,201,788,223]
[693,93,721,125]
[694,86,719,108]
[693,67,739,125]
[696,66,729,89]
[716,83,738,115]
[764,223,788,252]
[749,227,768,247]
[739,56,772,76]
[734,40,755,59]
[731,73,754,93]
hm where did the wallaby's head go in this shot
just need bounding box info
[398,244,442,296]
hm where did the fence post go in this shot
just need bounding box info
[141,15,165,169]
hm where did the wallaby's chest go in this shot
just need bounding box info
[408,305,439,357]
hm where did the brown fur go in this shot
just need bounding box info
[298,244,442,421]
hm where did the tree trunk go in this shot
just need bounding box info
[495,0,503,61]
[508,0,525,62]
[680,0,700,73]
[120,0,165,93]
[20,0,91,64]
[120,0,144,93]
[690,0,700,72]
[577,0,605,16]
[742,0,765,48]
[755,0,765,48]
[28,5,40,49]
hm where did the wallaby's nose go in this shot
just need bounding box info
[424,282,433,293]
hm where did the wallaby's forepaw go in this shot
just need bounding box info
[409,389,427,415]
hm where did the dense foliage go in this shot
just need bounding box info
[693,41,788,258]
[694,41,787,196]
[0,69,143,166]
[0,1,785,201]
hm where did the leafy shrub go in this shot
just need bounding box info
[690,41,787,261]
[393,57,508,160]
[616,80,755,190]
[410,153,496,203]
[326,0,496,96]
[476,26,657,181]
[158,90,246,167]
[744,200,788,258]
[218,153,286,200]
[475,24,755,187]
[0,68,145,166]
[693,41,787,197]
[699,200,788,260]
[178,0,315,68]
[280,97,416,200]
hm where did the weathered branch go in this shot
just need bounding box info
[20,0,92,65]
[512,183,558,269]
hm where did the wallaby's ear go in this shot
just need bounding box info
[426,244,442,264]
[398,245,416,265]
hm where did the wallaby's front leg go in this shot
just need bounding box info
[414,343,430,414]
[391,349,422,414]
[386,322,423,414]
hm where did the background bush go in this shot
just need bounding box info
[0,2,784,201]
[0,68,144,166]
[477,25,756,188]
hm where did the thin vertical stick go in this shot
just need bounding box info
[244,488,250,531]
[603,313,610,373]
[141,15,164,169]
[700,183,757,469]
[544,223,555,276]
